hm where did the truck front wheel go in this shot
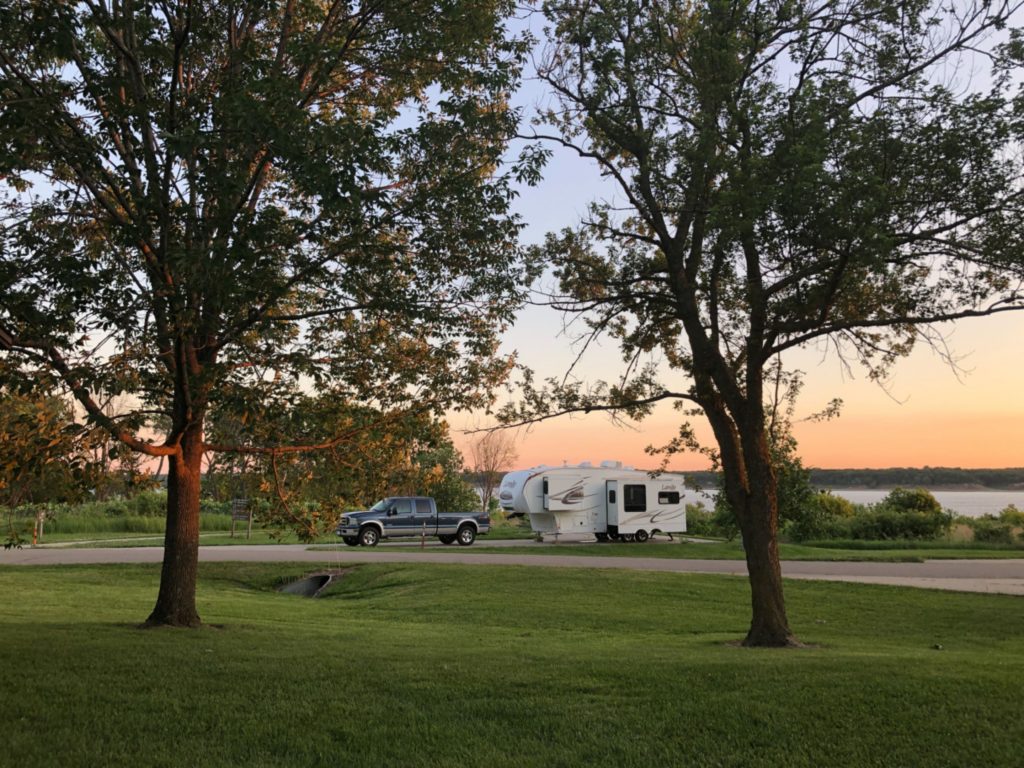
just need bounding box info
[359,526,380,547]
[456,525,476,546]
[342,536,360,547]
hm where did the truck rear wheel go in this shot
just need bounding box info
[359,526,380,547]
[456,524,476,546]
[438,534,456,545]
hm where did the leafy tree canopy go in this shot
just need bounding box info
[0,0,535,625]
[504,0,1024,645]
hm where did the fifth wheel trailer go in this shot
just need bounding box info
[498,461,689,541]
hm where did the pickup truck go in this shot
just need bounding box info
[334,496,490,547]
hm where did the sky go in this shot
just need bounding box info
[449,14,1024,472]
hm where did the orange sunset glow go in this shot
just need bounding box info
[453,313,1024,471]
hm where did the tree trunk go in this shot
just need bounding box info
[144,421,203,628]
[729,421,798,647]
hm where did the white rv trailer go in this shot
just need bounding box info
[499,461,688,541]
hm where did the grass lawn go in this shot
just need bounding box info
[1,562,1022,767]
[43,530,302,547]
[317,538,1024,562]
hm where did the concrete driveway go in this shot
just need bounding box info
[3,543,1024,595]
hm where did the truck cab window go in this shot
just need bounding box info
[414,499,432,515]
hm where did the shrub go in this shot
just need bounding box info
[684,503,716,537]
[784,492,857,542]
[200,498,231,516]
[126,492,166,517]
[998,504,1024,526]
[879,487,943,515]
[969,515,1016,544]
[845,506,953,540]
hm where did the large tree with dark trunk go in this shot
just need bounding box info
[0,0,533,626]
[511,0,1024,645]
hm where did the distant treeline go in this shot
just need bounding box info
[683,467,1024,490]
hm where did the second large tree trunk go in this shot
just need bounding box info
[726,420,799,647]
[144,421,204,628]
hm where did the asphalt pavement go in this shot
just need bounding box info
[3,541,1023,595]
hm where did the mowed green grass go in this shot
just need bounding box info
[320,539,1024,561]
[1,562,1022,767]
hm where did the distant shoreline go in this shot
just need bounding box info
[681,468,1024,492]
[817,484,1024,492]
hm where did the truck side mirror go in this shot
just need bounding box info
[387,507,397,516]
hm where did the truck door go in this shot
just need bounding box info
[413,498,438,535]
[383,498,415,536]
[606,480,619,528]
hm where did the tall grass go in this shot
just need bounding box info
[801,538,1024,551]
[36,513,233,534]
[4,491,234,536]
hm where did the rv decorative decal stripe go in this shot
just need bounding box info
[551,481,585,505]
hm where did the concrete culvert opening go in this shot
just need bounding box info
[278,570,347,598]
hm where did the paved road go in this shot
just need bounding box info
[4,544,1024,595]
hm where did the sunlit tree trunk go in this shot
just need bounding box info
[732,426,795,647]
[705,393,797,647]
[144,420,204,628]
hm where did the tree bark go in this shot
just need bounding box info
[144,420,204,628]
[730,420,798,647]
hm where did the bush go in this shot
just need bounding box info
[784,492,857,542]
[844,506,953,540]
[786,488,952,542]
[684,503,716,537]
[200,498,232,516]
[126,492,166,517]
[879,487,944,515]
[969,515,1016,544]
[998,504,1024,526]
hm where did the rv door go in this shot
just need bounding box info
[606,480,619,526]
[543,473,586,511]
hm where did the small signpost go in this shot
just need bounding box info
[32,507,46,546]
[230,498,253,539]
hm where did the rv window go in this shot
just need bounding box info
[623,484,646,512]
[608,489,616,504]
[542,479,549,495]
[658,491,681,505]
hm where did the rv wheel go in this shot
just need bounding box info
[635,530,650,543]
[623,534,636,542]
[595,533,609,542]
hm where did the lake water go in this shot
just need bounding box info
[685,489,1024,518]
[829,490,1023,518]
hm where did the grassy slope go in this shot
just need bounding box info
[1,562,1022,767]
